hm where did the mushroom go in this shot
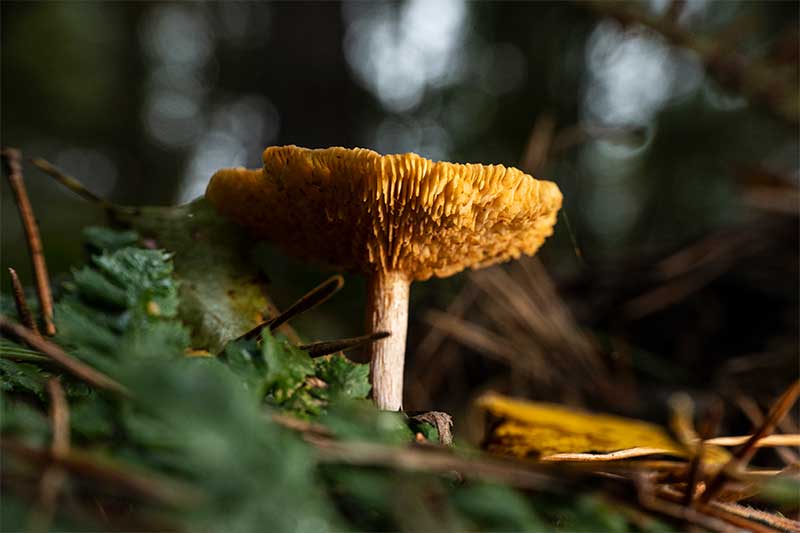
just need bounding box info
[206,145,562,411]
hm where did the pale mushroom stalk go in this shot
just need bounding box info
[206,145,563,412]
[366,270,410,411]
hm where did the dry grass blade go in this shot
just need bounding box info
[466,259,611,398]
[299,331,390,358]
[742,186,800,216]
[623,260,732,320]
[240,275,344,341]
[414,284,480,371]
[520,112,556,175]
[29,378,70,533]
[702,380,800,503]
[423,309,524,370]
[685,397,724,507]
[659,485,795,533]
[737,395,800,465]
[0,316,128,396]
[540,448,683,462]
[634,474,745,533]
[7,267,39,335]
[2,148,56,336]
[706,434,800,447]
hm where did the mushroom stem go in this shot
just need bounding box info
[366,270,411,411]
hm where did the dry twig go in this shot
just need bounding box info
[299,331,390,358]
[2,148,55,336]
[29,378,70,533]
[1,440,201,508]
[239,275,344,341]
[702,380,800,503]
[30,157,113,209]
[307,435,560,491]
[737,395,800,465]
[0,316,128,396]
[7,267,39,335]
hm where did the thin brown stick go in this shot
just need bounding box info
[736,395,800,465]
[660,485,793,533]
[1,440,201,508]
[633,474,741,533]
[299,331,390,358]
[29,378,70,533]
[2,148,55,336]
[307,434,561,491]
[30,157,112,208]
[47,378,70,457]
[702,380,800,503]
[239,275,344,341]
[0,316,128,396]
[7,267,39,335]
[685,398,723,508]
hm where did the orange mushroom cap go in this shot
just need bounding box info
[206,145,562,281]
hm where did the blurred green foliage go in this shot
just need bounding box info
[0,227,661,531]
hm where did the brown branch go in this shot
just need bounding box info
[307,434,561,491]
[0,316,128,396]
[702,380,800,503]
[7,267,39,335]
[299,331,389,358]
[30,157,113,208]
[239,275,344,341]
[736,395,800,465]
[29,378,70,533]
[635,475,741,532]
[2,148,55,336]
[1,440,201,508]
[659,485,792,533]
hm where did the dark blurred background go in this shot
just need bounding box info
[2,1,798,429]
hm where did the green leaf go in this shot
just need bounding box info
[222,338,267,396]
[451,483,547,532]
[70,399,115,440]
[0,358,47,397]
[83,226,139,253]
[1,397,50,447]
[72,266,129,309]
[261,329,315,396]
[0,338,50,363]
[93,248,179,317]
[314,354,371,401]
[412,421,440,442]
[114,198,275,353]
[321,399,413,444]
[759,477,800,507]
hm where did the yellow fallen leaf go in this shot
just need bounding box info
[476,392,729,464]
[184,348,212,358]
